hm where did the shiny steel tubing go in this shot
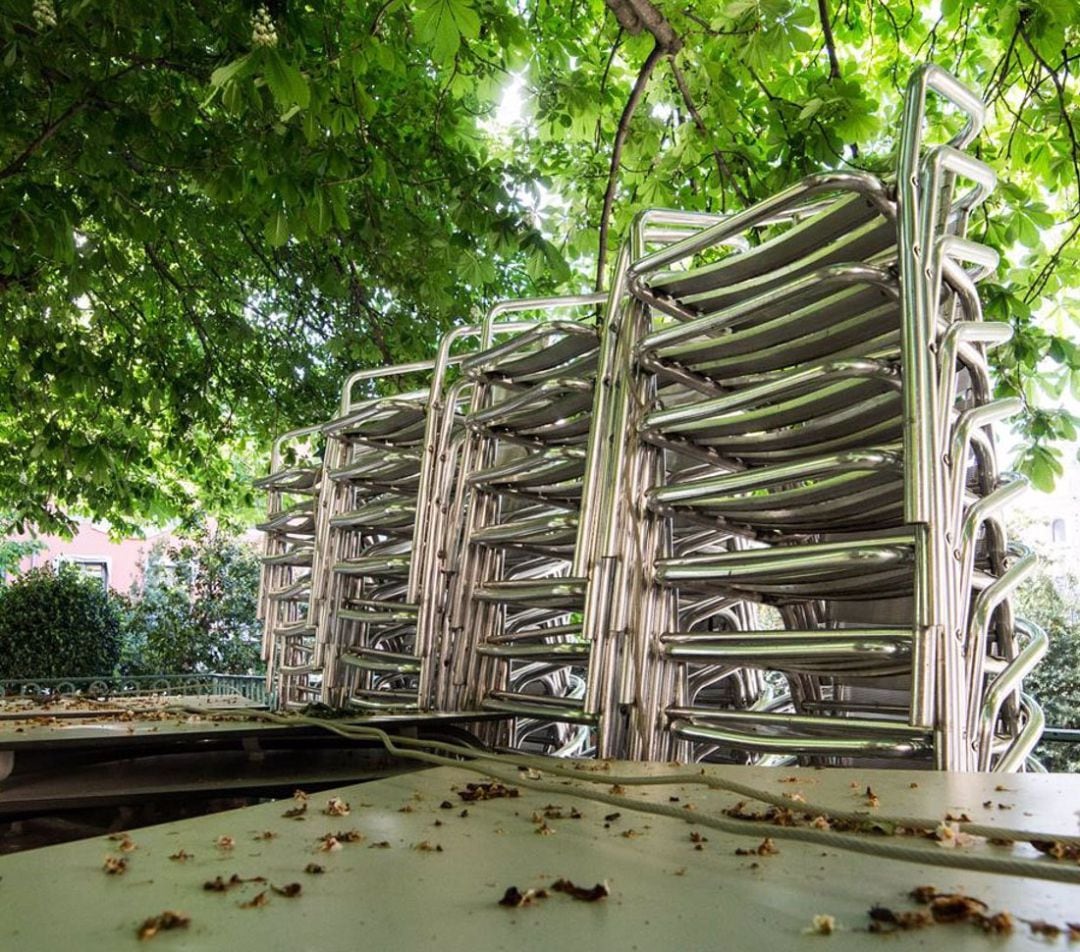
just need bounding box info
[963,548,1037,755]
[642,358,901,433]
[669,717,931,757]
[627,172,892,282]
[636,262,898,355]
[975,618,1047,770]
[994,693,1045,773]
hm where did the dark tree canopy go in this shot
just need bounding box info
[1,0,1077,533]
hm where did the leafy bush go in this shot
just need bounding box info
[0,565,122,679]
[1017,565,1080,773]
[119,525,262,675]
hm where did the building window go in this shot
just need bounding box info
[1051,518,1067,544]
[55,556,110,590]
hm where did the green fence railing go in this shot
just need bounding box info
[0,673,267,705]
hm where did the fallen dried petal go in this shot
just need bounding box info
[137,911,190,940]
[323,797,350,817]
[807,914,836,935]
[272,883,302,898]
[103,856,128,875]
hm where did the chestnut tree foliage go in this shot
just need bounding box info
[0,0,1077,533]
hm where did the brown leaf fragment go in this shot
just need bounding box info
[458,782,520,802]
[1066,922,1080,940]
[272,883,302,898]
[867,906,932,932]
[604,812,621,822]
[440,800,453,809]
[535,821,555,836]
[459,809,469,818]
[944,812,971,822]
[1027,920,1062,938]
[1030,839,1080,860]
[668,796,680,802]
[168,850,192,862]
[254,830,276,841]
[369,841,392,849]
[551,878,609,902]
[398,804,414,813]
[977,912,1014,934]
[498,886,549,908]
[988,837,1014,847]
[778,776,800,783]
[689,832,708,844]
[413,840,443,852]
[929,894,988,923]
[304,863,324,874]
[239,890,269,909]
[982,800,993,809]
[103,856,128,875]
[735,837,778,857]
[620,828,639,839]
[215,835,235,851]
[865,786,880,808]
[570,808,583,819]
[909,885,938,904]
[205,874,266,892]
[109,833,137,853]
[333,829,364,843]
[137,911,190,941]
[282,804,307,819]
[609,784,625,795]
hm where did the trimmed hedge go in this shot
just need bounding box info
[0,566,122,679]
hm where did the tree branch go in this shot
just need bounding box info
[604,0,682,52]
[1023,212,1080,306]
[1018,26,1080,199]
[817,0,841,80]
[595,42,665,292]
[669,60,750,208]
[0,98,88,180]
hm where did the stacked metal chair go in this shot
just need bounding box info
[255,65,1047,771]
[446,214,749,757]
[618,65,1043,771]
[254,425,325,707]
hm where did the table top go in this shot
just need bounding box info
[1,760,1078,951]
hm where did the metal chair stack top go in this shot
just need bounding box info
[255,65,1047,771]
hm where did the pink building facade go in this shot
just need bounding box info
[14,521,172,592]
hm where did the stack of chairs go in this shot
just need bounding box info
[619,65,1043,770]
[254,425,325,707]
[255,65,1047,771]
[313,361,440,711]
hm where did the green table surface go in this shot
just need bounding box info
[0,761,1078,951]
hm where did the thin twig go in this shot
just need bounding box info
[669,59,750,207]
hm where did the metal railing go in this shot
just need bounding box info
[0,674,267,705]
